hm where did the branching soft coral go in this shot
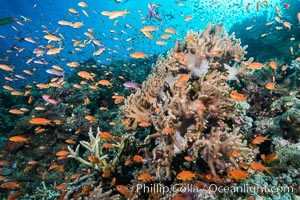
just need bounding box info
[186,23,247,65]
[192,70,237,126]
[120,89,151,130]
[189,127,252,177]
[120,23,251,181]
[121,73,165,130]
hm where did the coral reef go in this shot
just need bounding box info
[277,102,300,142]
[188,127,252,177]
[68,127,110,170]
[1,22,299,200]
[119,23,254,185]
[271,140,300,174]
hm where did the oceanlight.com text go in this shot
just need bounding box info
[133,183,294,196]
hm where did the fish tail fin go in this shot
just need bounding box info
[266,168,273,176]
[123,9,130,18]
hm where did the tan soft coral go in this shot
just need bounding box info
[191,70,237,127]
[121,73,165,130]
[120,89,152,130]
[186,23,247,65]
[188,127,252,177]
[120,23,251,181]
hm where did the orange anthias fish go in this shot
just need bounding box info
[49,163,64,173]
[88,155,102,163]
[281,65,288,71]
[246,62,265,70]
[9,136,28,142]
[156,40,167,45]
[56,183,69,191]
[6,191,25,200]
[275,5,281,17]
[261,154,279,163]
[9,109,24,114]
[283,21,292,30]
[65,139,76,144]
[265,82,275,90]
[85,115,96,123]
[56,150,70,157]
[227,169,250,180]
[176,170,196,181]
[184,15,193,22]
[178,74,190,82]
[138,121,151,127]
[122,118,131,126]
[140,25,158,32]
[249,162,272,175]
[30,118,51,125]
[102,166,111,178]
[138,173,154,182]
[251,135,270,144]
[133,155,143,163]
[97,80,112,86]
[67,62,80,67]
[72,21,84,28]
[185,35,194,42]
[101,10,130,19]
[93,48,105,56]
[98,132,114,140]
[269,61,277,71]
[164,28,177,34]
[0,64,14,71]
[77,71,95,80]
[3,85,14,90]
[46,47,63,55]
[130,52,148,59]
[28,160,38,165]
[231,150,241,157]
[44,34,61,42]
[184,156,194,161]
[265,76,276,90]
[78,1,87,7]
[0,181,21,189]
[112,95,124,104]
[161,34,171,39]
[102,143,115,149]
[116,185,133,198]
[230,91,247,101]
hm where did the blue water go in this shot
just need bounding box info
[1,0,297,86]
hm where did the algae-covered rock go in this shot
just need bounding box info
[270,141,300,174]
[278,103,300,142]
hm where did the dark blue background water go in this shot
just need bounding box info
[0,0,298,85]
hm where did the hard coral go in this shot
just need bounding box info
[67,127,110,170]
